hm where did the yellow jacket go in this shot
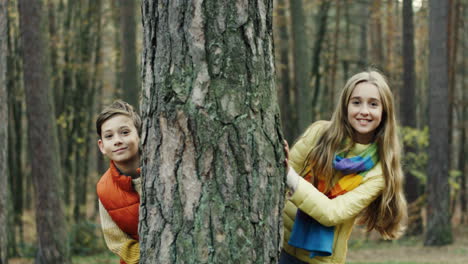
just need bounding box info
[283,121,385,264]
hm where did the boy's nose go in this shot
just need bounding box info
[113,136,123,145]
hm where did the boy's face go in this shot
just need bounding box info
[98,114,140,165]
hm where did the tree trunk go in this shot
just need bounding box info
[358,2,369,68]
[424,0,453,246]
[0,0,8,262]
[139,1,284,263]
[385,0,395,78]
[291,0,311,134]
[274,0,295,143]
[459,1,467,224]
[401,0,422,236]
[369,0,384,69]
[329,0,341,115]
[17,0,71,262]
[120,0,139,108]
[7,1,24,252]
[310,0,331,118]
[342,0,351,81]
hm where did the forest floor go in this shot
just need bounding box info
[346,225,468,264]
[7,209,468,264]
[8,226,468,264]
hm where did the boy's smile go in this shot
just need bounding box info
[98,114,140,172]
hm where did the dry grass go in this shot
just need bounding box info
[347,225,468,264]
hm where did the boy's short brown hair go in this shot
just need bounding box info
[96,100,141,138]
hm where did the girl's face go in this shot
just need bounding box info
[347,82,383,144]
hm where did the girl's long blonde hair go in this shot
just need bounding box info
[301,70,407,239]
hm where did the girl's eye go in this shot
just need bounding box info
[371,102,379,107]
[104,134,112,139]
[122,130,130,135]
[352,101,360,105]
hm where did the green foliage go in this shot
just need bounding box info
[400,126,428,187]
[70,221,107,256]
[400,126,461,212]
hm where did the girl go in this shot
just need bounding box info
[280,70,407,264]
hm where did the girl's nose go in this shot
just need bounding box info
[360,104,370,115]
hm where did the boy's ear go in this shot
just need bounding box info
[98,139,106,155]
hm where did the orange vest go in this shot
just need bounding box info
[97,161,140,241]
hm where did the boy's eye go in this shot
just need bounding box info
[104,134,112,139]
[122,130,130,135]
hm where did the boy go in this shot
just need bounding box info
[96,100,141,264]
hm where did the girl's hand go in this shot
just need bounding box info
[283,140,290,169]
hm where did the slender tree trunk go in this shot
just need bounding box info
[275,0,295,143]
[342,0,351,81]
[120,0,139,108]
[369,0,384,69]
[0,0,9,262]
[424,0,453,246]
[111,0,121,97]
[17,0,70,262]
[385,0,395,77]
[140,1,284,263]
[291,0,311,134]
[310,0,331,118]
[358,1,369,68]
[402,0,422,236]
[459,1,467,224]
[7,1,24,252]
[329,0,341,115]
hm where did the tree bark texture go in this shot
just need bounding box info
[17,0,70,262]
[140,1,284,263]
[120,0,139,108]
[0,0,8,262]
[424,0,453,246]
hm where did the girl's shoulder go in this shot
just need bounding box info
[300,120,330,140]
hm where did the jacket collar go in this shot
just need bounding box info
[109,161,139,192]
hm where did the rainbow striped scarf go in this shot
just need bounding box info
[288,142,379,258]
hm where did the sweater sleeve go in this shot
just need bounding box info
[99,200,140,264]
[288,168,385,226]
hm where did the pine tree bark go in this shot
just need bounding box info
[17,0,70,262]
[424,0,453,246]
[0,0,9,262]
[139,1,284,263]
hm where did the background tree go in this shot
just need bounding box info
[17,0,70,262]
[291,0,311,136]
[424,0,453,246]
[0,0,8,262]
[401,0,422,236]
[274,0,295,143]
[139,0,285,263]
[119,0,139,108]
